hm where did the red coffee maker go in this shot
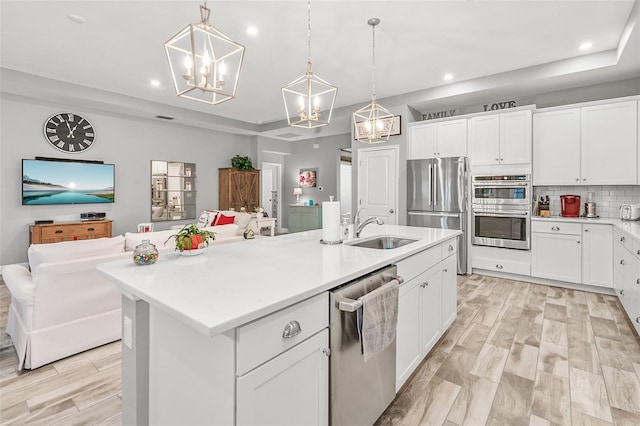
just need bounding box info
[561,195,581,217]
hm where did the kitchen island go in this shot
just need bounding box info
[97,225,460,425]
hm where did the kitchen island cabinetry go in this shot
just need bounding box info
[407,118,467,159]
[468,109,532,167]
[98,225,461,425]
[533,98,638,185]
[395,237,457,391]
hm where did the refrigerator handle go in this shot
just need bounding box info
[433,162,437,206]
[428,162,432,206]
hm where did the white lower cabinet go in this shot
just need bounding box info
[532,220,613,287]
[396,239,458,391]
[582,224,613,287]
[236,330,329,426]
[614,230,640,335]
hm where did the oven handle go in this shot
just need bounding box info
[473,211,529,217]
[472,182,530,187]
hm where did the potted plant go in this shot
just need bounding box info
[231,155,254,170]
[255,206,265,219]
[165,224,215,254]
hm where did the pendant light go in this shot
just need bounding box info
[164,1,245,105]
[353,18,395,144]
[282,1,337,128]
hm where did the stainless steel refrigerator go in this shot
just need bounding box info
[407,157,468,274]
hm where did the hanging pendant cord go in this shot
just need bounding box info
[307,1,312,65]
[371,22,376,102]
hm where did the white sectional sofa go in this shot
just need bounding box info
[3,210,253,369]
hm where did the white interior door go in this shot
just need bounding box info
[357,146,398,225]
[261,169,273,216]
[261,163,281,230]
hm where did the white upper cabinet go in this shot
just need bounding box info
[469,110,532,166]
[533,108,581,185]
[581,101,638,185]
[408,119,467,159]
[533,99,638,186]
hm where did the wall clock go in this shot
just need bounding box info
[43,112,95,153]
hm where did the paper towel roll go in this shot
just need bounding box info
[322,201,341,243]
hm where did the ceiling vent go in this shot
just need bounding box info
[274,133,302,139]
[155,115,175,120]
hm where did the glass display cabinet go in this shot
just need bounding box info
[151,160,196,222]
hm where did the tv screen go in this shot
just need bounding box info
[22,159,115,205]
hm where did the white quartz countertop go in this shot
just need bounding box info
[532,216,640,243]
[97,225,460,336]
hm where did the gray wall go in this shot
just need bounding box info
[0,94,254,265]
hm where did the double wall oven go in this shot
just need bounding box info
[471,175,531,250]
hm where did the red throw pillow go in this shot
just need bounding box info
[209,212,219,226]
[215,213,235,226]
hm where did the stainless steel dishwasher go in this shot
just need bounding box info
[329,265,402,426]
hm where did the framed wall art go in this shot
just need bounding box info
[299,168,317,188]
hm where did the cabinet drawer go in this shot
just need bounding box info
[614,228,633,252]
[532,220,581,235]
[441,238,457,259]
[40,223,110,240]
[473,256,531,276]
[237,292,328,376]
[396,245,441,282]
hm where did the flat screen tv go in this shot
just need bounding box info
[22,158,115,205]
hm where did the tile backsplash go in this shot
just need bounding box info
[533,185,640,218]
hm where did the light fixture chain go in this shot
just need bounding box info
[307,1,312,64]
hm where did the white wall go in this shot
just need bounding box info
[0,94,254,265]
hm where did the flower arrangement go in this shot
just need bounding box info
[255,206,264,213]
[165,224,215,252]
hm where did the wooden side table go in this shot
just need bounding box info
[249,217,277,237]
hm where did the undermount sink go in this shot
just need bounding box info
[346,235,419,250]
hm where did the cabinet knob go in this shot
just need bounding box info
[495,158,500,162]
[282,320,302,338]
[620,290,625,296]
[582,178,586,181]
[443,268,448,273]
[420,282,429,288]
[636,278,640,285]
[495,264,503,270]
[621,259,626,265]
[637,250,640,256]
[584,229,589,233]
[551,226,560,231]
[636,317,640,324]
[55,230,63,234]
[577,241,581,244]
[621,237,626,243]
[323,348,331,357]
[87,227,95,231]
[575,178,579,182]
[500,158,504,161]
[448,244,454,252]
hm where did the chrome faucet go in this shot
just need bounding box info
[354,208,384,238]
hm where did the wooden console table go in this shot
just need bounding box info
[29,220,113,245]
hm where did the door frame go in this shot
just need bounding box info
[261,162,282,232]
[356,145,399,224]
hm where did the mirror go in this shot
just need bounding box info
[151,160,196,222]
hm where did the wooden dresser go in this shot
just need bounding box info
[29,220,113,245]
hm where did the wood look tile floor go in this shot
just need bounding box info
[2,275,640,425]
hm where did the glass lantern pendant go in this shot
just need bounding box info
[165,1,245,105]
[353,18,395,144]
[282,1,337,129]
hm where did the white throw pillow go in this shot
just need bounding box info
[124,229,178,251]
[197,210,219,228]
[28,235,125,272]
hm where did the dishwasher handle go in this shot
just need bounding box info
[337,275,404,312]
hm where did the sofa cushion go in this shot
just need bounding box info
[215,213,235,226]
[28,235,125,272]
[124,229,177,251]
[197,210,218,228]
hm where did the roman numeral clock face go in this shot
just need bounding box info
[43,113,95,153]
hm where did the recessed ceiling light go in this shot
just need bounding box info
[444,73,453,81]
[579,42,593,51]
[150,79,161,87]
[68,14,85,24]
[246,26,258,36]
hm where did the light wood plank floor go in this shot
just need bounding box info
[2,275,640,425]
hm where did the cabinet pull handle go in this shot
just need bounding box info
[621,237,626,242]
[87,227,95,231]
[282,320,302,338]
[420,282,429,288]
[495,264,503,270]
[55,230,63,234]
[551,226,560,231]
